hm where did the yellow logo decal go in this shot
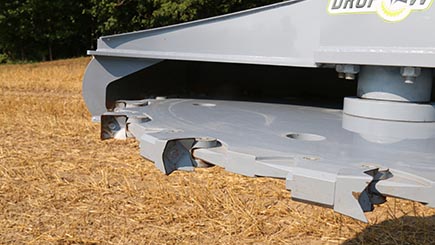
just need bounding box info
[328,0,433,22]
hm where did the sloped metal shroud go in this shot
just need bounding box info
[84,0,435,119]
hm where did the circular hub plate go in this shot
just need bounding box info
[344,97,435,122]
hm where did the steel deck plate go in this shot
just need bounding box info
[105,99,435,222]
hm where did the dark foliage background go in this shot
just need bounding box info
[0,0,283,62]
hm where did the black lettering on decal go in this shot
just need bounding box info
[331,0,344,9]
[343,0,355,9]
[356,0,367,8]
[409,0,426,6]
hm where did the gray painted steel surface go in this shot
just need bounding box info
[103,99,435,222]
[83,0,435,222]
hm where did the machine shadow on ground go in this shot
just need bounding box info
[344,215,435,244]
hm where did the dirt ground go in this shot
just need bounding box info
[0,58,434,244]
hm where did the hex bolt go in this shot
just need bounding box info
[401,67,421,84]
[108,122,117,130]
[345,73,356,80]
[336,64,360,80]
[115,102,126,109]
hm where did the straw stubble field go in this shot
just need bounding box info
[0,58,434,244]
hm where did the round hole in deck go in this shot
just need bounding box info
[286,133,326,142]
[193,103,216,107]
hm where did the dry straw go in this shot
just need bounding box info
[0,58,434,244]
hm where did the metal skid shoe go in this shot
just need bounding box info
[84,1,435,222]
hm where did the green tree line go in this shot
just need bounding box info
[0,0,282,63]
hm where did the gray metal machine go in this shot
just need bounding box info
[83,0,435,222]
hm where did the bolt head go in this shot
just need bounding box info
[401,67,421,77]
[345,73,356,80]
[108,122,117,130]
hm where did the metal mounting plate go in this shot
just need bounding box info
[105,98,435,222]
